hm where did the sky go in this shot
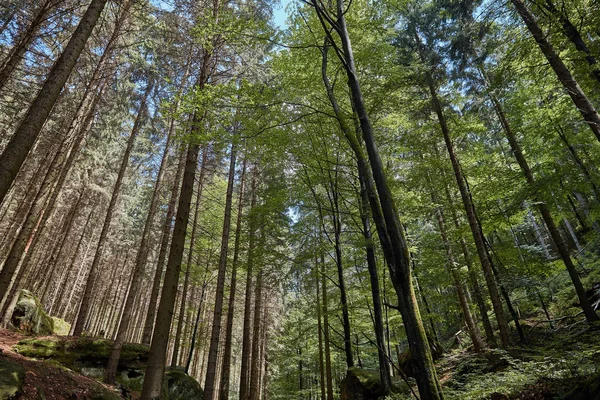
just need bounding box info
[272,0,292,28]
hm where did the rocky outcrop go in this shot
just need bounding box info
[10,289,54,335]
[0,356,25,400]
[340,367,409,400]
[165,368,204,399]
[14,337,204,398]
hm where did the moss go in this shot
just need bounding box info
[10,289,54,335]
[0,356,25,400]
[15,336,148,368]
[50,317,70,336]
[164,369,204,400]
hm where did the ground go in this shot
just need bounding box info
[0,329,121,400]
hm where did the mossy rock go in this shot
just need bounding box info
[10,289,54,335]
[50,316,71,336]
[0,357,25,400]
[340,367,408,400]
[15,336,149,370]
[164,369,204,400]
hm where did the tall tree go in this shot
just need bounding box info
[72,82,153,336]
[0,0,110,203]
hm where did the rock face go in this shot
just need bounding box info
[10,289,54,335]
[14,337,204,398]
[340,367,408,400]
[165,369,204,399]
[0,357,25,400]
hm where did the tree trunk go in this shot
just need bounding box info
[239,168,259,400]
[204,141,237,400]
[323,162,353,368]
[427,77,512,347]
[0,146,62,310]
[320,240,334,400]
[142,147,186,344]
[140,138,200,399]
[541,0,600,83]
[249,267,263,400]
[315,256,326,400]
[219,156,247,400]
[359,174,392,390]
[171,147,207,367]
[443,182,496,345]
[433,204,485,351]
[0,0,109,203]
[510,0,600,141]
[488,91,598,321]
[0,0,59,91]
[72,82,152,336]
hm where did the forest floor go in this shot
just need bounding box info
[2,322,600,399]
[0,328,121,400]
[434,320,600,399]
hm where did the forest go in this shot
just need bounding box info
[0,0,600,398]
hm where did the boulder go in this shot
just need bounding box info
[0,357,25,400]
[165,368,204,399]
[10,289,53,335]
[51,316,71,336]
[14,337,205,397]
[340,367,409,400]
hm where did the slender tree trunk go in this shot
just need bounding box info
[219,156,247,400]
[54,206,94,317]
[427,78,512,347]
[0,145,62,309]
[326,165,354,368]
[541,0,600,83]
[510,0,600,141]
[72,83,152,336]
[140,138,200,399]
[204,141,237,400]
[433,204,485,351]
[315,9,443,390]
[320,240,334,400]
[359,175,392,390]
[171,148,207,367]
[0,0,58,91]
[40,189,85,304]
[315,255,326,400]
[488,88,598,321]
[0,0,109,203]
[239,184,258,400]
[443,183,496,345]
[249,267,263,400]
[142,147,186,344]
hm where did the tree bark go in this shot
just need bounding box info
[427,77,512,347]
[359,174,392,390]
[219,156,247,400]
[142,147,186,344]
[510,0,600,141]
[239,168,259,400]
[204,141,237,400]
[171,147,207,367]
[72,82,152,336]
[488,91,598,321]
[315,15,443,395]
[249,267,263,400]
[140,138,200,399]
[0,0,109,204]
